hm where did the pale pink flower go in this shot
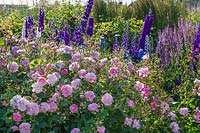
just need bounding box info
[97,126,106,133]
[7,62,18,73]
[142,54,149,60]
[136,67,149,78]
[40,102,50,113]
[101,93,113,106]
[61,85,73,97]
[13,112,22,122]
[84,57,96,64]
[19,123,31,133]
[10,95,22,108]
[17,98,30,112]
[132,119,141,129]
[85,91,95,102]
[71,79,81,89]
[194,79,200,86]
[69,62,80,71]
[90,51,99,60]
[100,58,108,64]
[85,72,97,83]
[170,122,180,133]
[70,104,78,113]
[47,73,58,86]
[37,77,47,86]
[48,102,58,112]
[27,103,39,116]
[109,67,119,77]
[160,102,170,113]
[71,128,81,133]
[11,125,19,131]
[193,89,198,95]
[32,82,43,93]
[179,107,188,116]
[2,100,7,106]
[88,103,99,112]
[78,69,87,78]
[21,58,30,67]
[134,81,144,92]
[128,100,134,108]
[168,112,176,120]
[124,118,132,127]
[61,69,69,75]
[194,108,200,123]
[53,72,61,80]
[65,46,73,54]
[127,62,135,71]
[72,53,82,62]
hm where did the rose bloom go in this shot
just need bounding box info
[85,91,95,102]
[78,69,87,79]
[16,97,30,112]
[21,58,30,67]
[101,93,113,106]
[179,107,189,116]
[13,112,22,122]
[61,69,69,75]
[97,126,106,133]
[61,85,73,97]
[134,81,144,92]
[194,79,200,86]
[132,119,141,129]
[19,123,31,133]
[85,72,97,83]
[72,53,82,62]
[32,82,43,93]
[40,102,50,113]
[11,125,18,131]
[48,102,58,112]
[47,73,58,86]
[37,77,47,86]
[108,67,119,77]
[27,103,39,116]
[127,62,135,71]
[71,128,81,133]
[70,104,78,113]
[170,122,180,133]
[7,62,18,73]
[71,79,81,89]
[136,67,149,78]
[128,100,134,108]
[90,51,99,60]
[69,62,80,71]
[88,103,99,112]
[124,118,133,127]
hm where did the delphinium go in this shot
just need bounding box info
[86,17,94,37]
[156,18,198,67]
[113,34,120,51]
[48,19,58,41]
[22,15,35,39]
[37,8,45,37]
[121,22,129,49]
[129,32,138,60]
[192,25,200,60]
[72,26,83,46]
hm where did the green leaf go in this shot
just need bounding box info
[63,54,72,60]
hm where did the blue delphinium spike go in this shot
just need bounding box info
[100,36,105,49]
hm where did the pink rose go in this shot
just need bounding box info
[61,69,69,75]
[179,107,189,116]
[97,126,106,133]
[124,118,133,127]
[61,85,73,97]
[72,53,82,62]
[84,57,96,64]
[132,119,141,129]
[7,62,18,73]
[85,72,97,83]
[134,81,144,92]
[170,122,180,133]
[70,104,78,113]
[2,100,7,106]
[27,103,39,116]
[40,102,50,113]
[194,108,200,123]
[71,128,81,133]
[65,46,73,54]
[47,73,58,86]
[32,82,43,93]
[37,77,47,86]
[13,112,22,122]
[136,67,149,78]
[88,103,99,112]
[85,91,95,102]
[127,62,135,71]
[101,93,113,106]
[168,112,176,120]
[108,67,119,77]
[69,62,80,71]
[78,69,87,79]
[11,125,19,131]
[90,51,99,60]
[19,123,31,133]
[128,100,134,108]
[194,79,200,86]
[48,102,58,112]
[71,79,81,89]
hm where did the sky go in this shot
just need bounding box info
[0,0,134,6]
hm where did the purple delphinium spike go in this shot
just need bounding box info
[64,23,71,45]
[72,26,83,46]
[121,23,129,48]
[129,32,138,59]
[86,17,94,36]
[38,8,45,32]
[81,0,94,32]
[113,34,120,51]
[138,14,154,50]
[192,25,200,59]
[22,19,28,38]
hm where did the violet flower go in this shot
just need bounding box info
[72,26,83,46]
[38,8,45,32]
[192,25,200,59]
[86,17,94,36]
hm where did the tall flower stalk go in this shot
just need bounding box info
[86,17,94,36]
[192,25,200,60]
[38,8,45,33]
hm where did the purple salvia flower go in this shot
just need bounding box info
[38,8,45,32]
[86,17,94,36]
